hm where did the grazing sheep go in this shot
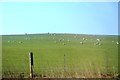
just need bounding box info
[80,42,83,44]
[25,38,28,40]
[94,42,102,46]
[8,41,10,43]
[97,39,100,41]
[67,40,70,42]
[116,42,119,45]
[98,43,102,45]
[19,41,23,44]
[26,38,31,40]
[83,38,85,40]
[94,42,99,45]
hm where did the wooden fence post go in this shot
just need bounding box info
[29,52,34,78]
[64,53,66,72]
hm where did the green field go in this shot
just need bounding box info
[2,33,118,78]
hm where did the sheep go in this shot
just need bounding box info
[116,42,119,45]
[80,42,83,44]
[25,38,28,40]
[98,43,102,45]
[83,38,85,40]
[67,40,70,42]
[94,42,102,46]
[97,39,100,41]
[94,42,99,45]
[19,41,23,44]
[8,41,10,43]
[26,38,31,40]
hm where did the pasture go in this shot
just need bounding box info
[2,33,118,78]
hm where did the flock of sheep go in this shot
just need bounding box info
[7,37,31,44]
[53,37,102,46]
[8,40,23,44]
[51,34,119,46]
[7,34,119,46]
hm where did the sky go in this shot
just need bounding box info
[0,2,118,35]
[0,0,120,2]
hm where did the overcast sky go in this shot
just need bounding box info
[1,2,118,35]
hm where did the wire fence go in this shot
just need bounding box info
[2,51,118,78]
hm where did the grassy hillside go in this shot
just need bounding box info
[2,33,118,78]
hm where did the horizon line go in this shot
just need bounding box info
[1,32,119,36]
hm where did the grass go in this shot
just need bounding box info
[2,33,118,78]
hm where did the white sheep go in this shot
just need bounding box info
[67,40,70,42]
[83,38,85,40]
[97,39,100,41]
[25,38,28,40]
[116,42,119,45]
[80,42,83,44]
[98,43,102,45]
[19,41,23,44]
[8,41,10,42]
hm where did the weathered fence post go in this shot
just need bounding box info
[29,52,34,78]
[64,53,66,72]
